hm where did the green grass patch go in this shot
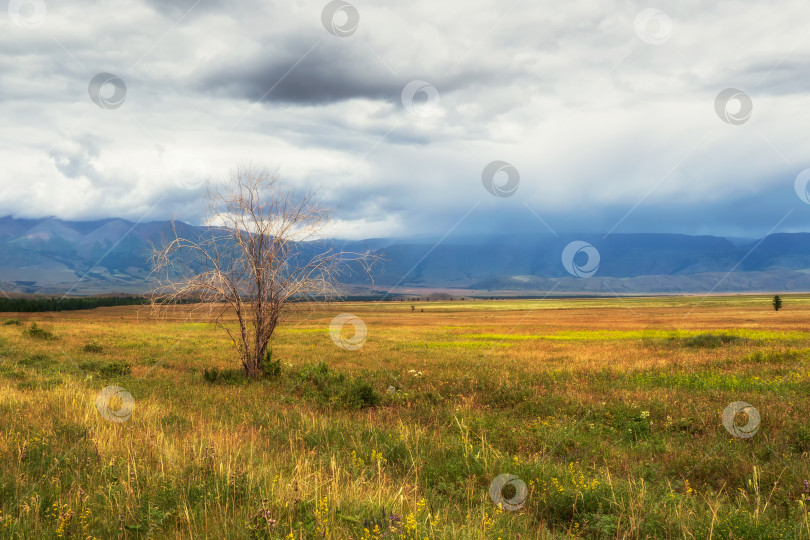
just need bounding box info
[628,370,788,392]
[25,322,55,340]
[17,353,56,369]
[424,341,498,349]
[682,333,744,348]
[465,333,539,341]
[202,367,245,385]
[82,340,104,353]
[297,362,380,409]
[78,359,132,377]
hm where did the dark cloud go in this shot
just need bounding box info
[196,41,399,104]
[193,35,509,106]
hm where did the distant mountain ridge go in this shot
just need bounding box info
[1,216,810,294]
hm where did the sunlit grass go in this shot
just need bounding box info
[1,297,810,538]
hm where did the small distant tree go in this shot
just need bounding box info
[151,165,376,378]
[772,295,783,311]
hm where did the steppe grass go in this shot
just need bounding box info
[0,296,809,538]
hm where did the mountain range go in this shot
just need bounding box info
[1,216,810,295]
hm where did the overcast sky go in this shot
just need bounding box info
[2,0,810,239]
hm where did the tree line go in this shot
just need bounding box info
[0,296,145,313]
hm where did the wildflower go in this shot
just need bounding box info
[370,449,387,464]
[314,496,329,537]
[684,479,695,495]
[249,498,277,535]
[351,450,366,469]
[53,504,75,538]
[363,507,403,538]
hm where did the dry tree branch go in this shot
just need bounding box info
[150,165,378,377]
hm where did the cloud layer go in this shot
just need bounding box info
[2,0,810,238]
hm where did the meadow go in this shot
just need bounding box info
[1,295,810,538]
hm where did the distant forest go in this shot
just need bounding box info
[0,296,145,313]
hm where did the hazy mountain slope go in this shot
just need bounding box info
[0,216,809,294]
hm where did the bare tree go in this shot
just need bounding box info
[151,165,374,378]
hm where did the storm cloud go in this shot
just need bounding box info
[2,0,810,239]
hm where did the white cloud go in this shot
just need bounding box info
[1,0,810,237]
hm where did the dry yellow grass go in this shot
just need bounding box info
[1,295,809,538]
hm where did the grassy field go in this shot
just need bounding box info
[2,295,810,538]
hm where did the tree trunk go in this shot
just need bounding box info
[244,353,261,378]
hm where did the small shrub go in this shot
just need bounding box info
[78,360,131,377]
[299,362,379,409]
[743,349,800,364]
[303,362,340,393]
[260,348,281,379]
[99,361,131,377]
[25,323,54,340]
[682,333,741,348]
[82,340,103,353]
[203,367,243,385]
[341,379,380,409]
[3,319,21,326]
[221,369,244,384]
[203,368,220,383]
